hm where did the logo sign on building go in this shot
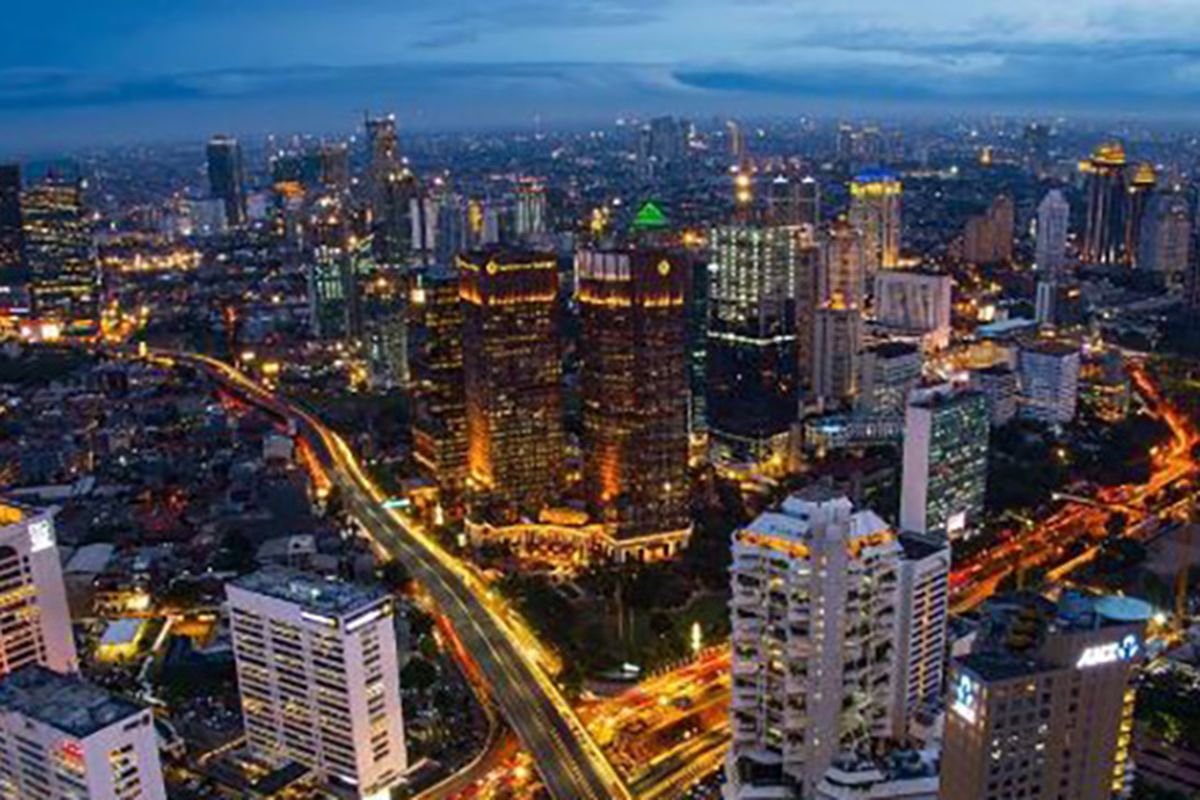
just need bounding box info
[28,519,55,553]
[1076,634,1140,669]
[950,673,979,724]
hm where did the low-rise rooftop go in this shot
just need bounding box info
[0,666,144,738]
[231,566,386,616]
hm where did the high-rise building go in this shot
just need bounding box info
[941,592,1148,800]
[765,174,820,228]
[0,666,167,800]
[514,177,548,241]
[963,195,1014,265]
[969,364,1019,428]
[0,503,77,675]
[812,304,861,409]
[206,134,246,227]
[1125,162,1157,263]
[858,341,922,415]
[1082,142,1128,266]
[365,114,419,266]
[227,568,407,800]
[848,169,902,274]
[577,248,690,556]
[872,270,953,350]
[1035,189,1071,281]
[726,492,903,798]
[305,198,359,341]
[706,224,803,464]
[1018,339,1081,425]
[821,218,866,309]
[892,531,950,739]
[1137,191,1191,286]
[22,172,97,322]
[644,116,688,167]
[460,248,564,519]
[1035,281,1085,330]
[0,165,22,289]
[900,383,989,539]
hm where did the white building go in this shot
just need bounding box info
[872,271,952,351]
[0,665,166,800]
[815,751,939,800]
[1018,340,1081,424]
[892,532,950,738]
[726,492,903,799]
[227,568,407,799]
[0,503,77,675]
[900,383,989,539]
[968,364,1018,428]
[1035,190,1070,282]
[858,342,922,415]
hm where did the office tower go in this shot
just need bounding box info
[900,383,989,539]
[22,172,97,322]
[797,176,821,228]
[858,341,922,415]
[360,266,409,390]
[411,267,469,512]
[514,177,548,240]
[727,119,747,165]
[688,252,710,440]
[1024,122,1052,174]
[0,503,76,675]
[227,568,407,799]
[812,304,861,409]
[306,141,350,194]
[765,173,819,228]
[460,248,564,518]
[645,116,688,166]
[1082,142,1128,265]
[892,531,950,739]
[306,198,359,341]
[963,195,1014,264]
[1124,162,1157,262]
[941,592,1148,800]
[577,248,690,555]
[206,134,246,227]
[0,666,167,800]
[848,168,902,273]
[969,364,1019,427]
[726,492,903,799]
[1035,189,1070,281]
[706,224,802,464]
[1137,191,1191,286]
[821,218,865,308]
[1035,281,1085,329]
[873,269,953,350]
[1018,339,1081,424]
[0,165,22,288]
[794,232,823,406]
[365,114,417,266]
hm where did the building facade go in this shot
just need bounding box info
[1082,143,1128,266]
[872,270,952,351]
[849,169,902,274]
[206,134,246,228]
[227,568,407,800]
[22,173,97,323]
[1018,340,1081,425]
[1035,190,1070,281]
[858,342,922,416]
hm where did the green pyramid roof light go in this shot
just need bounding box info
[632,201,669,229]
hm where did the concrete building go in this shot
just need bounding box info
[0,666,166,800]
[900,383,989,540]
[849,169,902,274]
[963,195,1014,265]
[726,493,903,799]
[1082,142,1129,266]
[941,592,1149,800]
[1018,339,1081,425]
[872,270,952,351]
[1136,191,1191,287]
[227,568,407,800]
[0,503,77,675]
[813,305,862,410]
[969,364,1019,428]
[892,532,950,739]
[206,134,246,228]
[858,342,922,415]
[22,172,97,323]
[1035,190,1070,281]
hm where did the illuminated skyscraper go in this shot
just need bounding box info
[514,177,548,241]
[1035,189,1070,281]
[305,198,359,341]
[577,248,690,556]
[411,267,469,512]
[820,218,865,308]
[848,168,902,273]
[1124,162,1157,263]
[0,165,22,289]
[1137,191,1191,286]
[366,114,419,266]
[812,304,861,409]
[858,341,922,415]
[22,172,97,322]
[765,173,819,227]
[206,134,246,227]
[460,248,564,519]
[1018,339,1080,425]
[706,224,803,464]
[1082,142,1128,265]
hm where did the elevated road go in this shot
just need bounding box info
[164,351,628,800]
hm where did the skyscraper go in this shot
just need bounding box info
[1082,142,1128,266]
[873,269,953,351]
[0,503,77,676]
[0,667,167,800]
[411,267,469,513]
[227,568,407,800]
[848,168,902,274]
[305,198,359,341]
[858,341,922,415]
[812,304,861,409]
[765,173,820,228]
[820,218,866,309]
[1124,162,1157,262]
[1018,339,1081,425]
[460,248,564,519]
[0,165,22,289]
[962,195,1014,264]
[577,248,690,557]
[22,172,97,322]
[365,114,418,266]
[1035,189,1070,281]
[514,177,548,241]
[900,383,989,539]
[1137,190,1192,286]
[726,492,903,798]
[892,531,950,739]
[941,592,1148,800]
[206,134,246,227]
[706,224,803,464]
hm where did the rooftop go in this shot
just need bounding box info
[231,567,386,617]
[0,666,144,738]
[959,650,1053,683]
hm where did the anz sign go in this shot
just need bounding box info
[1076,634,1140,669]
[950,673,980,724]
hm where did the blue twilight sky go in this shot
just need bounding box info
[5,0,1200,152]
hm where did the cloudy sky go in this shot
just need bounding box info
[5,0,1200,151]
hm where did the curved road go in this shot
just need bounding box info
[166,351,628,800]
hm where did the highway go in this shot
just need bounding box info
[165,351,629,800]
